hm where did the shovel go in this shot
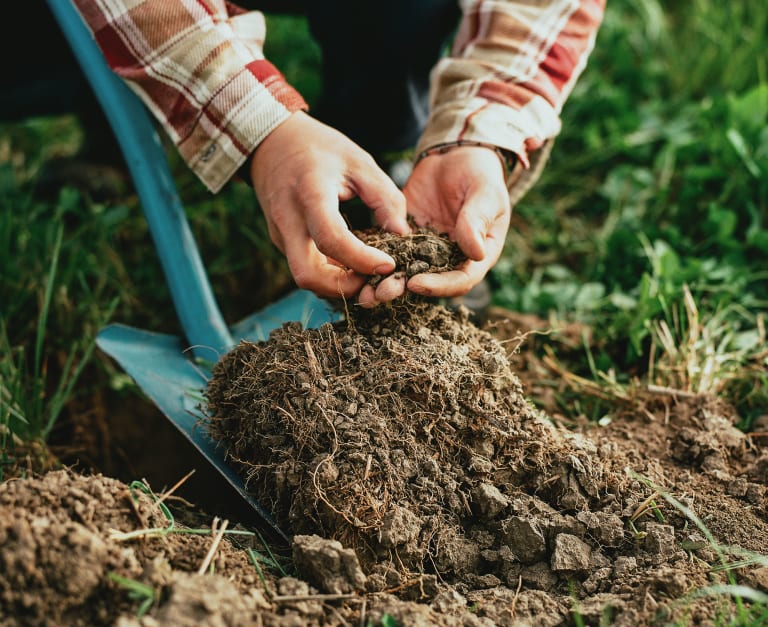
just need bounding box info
[47,0,340,540]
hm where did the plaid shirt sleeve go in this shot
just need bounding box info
[418,0,606,204]
[74,1,603,198]
[73,0,308,193]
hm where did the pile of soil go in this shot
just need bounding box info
[2,229,767,626]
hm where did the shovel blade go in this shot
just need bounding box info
[96,289,340,539]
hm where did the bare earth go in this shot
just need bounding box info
[1,229,767,626]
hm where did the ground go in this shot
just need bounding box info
[1,230,767,626]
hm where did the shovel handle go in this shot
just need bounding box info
[46,0,234,361]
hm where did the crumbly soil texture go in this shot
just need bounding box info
[2,229,768,626]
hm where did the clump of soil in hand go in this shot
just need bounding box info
[354,223,466,286]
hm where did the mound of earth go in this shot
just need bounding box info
[2,230,767,626]
[204,294,768,625]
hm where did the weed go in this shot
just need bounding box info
[108,573,157,618]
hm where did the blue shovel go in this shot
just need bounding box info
[47,0,340,539]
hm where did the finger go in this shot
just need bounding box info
[349,156,410,235]
[357,284,378,308]
[407,263,487,299]
[282,227,367,298]
[299,179,399,276]
[357,273,407,307]
[374,273,407,303]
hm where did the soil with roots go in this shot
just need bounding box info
[2,229,768,626]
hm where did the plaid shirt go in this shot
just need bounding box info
[73,0,605,196]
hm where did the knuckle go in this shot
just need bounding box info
[291,268,318,291]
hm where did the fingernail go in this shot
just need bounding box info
[373,263,394,275]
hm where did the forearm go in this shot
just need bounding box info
[73,0,307,192]
[418,0,606,200]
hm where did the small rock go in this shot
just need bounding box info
[591,550,611,569]
[501,516,547,563]
[520,561,558,591]
[545,513,587,540]
[651,566,688,597]
[613,556,637,578]
[726,476,749,497]
[574,593,627,623]
[576,511,599,529]
[378,505,421,549]
[582,567,612,594]
[430,589,467,614]
[551,534,591,573]
[292,534,366,594]
[433,531,481,576]
[407,260,431,276]
[472,483,509,519]
[594,512,625,547]
[746,482,766,505]
[645,523,676,556]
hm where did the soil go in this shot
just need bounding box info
[2,229,768,626]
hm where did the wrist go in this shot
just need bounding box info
[415,140,517,177]
[236,112,309,188]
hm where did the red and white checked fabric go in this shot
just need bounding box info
[73,0,605,197]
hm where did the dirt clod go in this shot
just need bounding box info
[292,534,367,594]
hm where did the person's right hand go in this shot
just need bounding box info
[246,111,410,299]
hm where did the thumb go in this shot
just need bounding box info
[454,190,498,262]
[456,181,511,263]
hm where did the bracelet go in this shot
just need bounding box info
[415,140,516,175]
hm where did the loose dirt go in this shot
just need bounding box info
[2,229,767,626]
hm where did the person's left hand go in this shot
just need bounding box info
[358,145,510,307]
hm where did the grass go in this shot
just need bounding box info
[108,573,157,619]
[493,0,767,425]
[105,475,290,614]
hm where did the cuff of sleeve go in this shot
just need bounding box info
[415,96,562,170]
[179,73,307,193]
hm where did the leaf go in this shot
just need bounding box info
[575,283,606,310]
[727,128,762,178]
[727,84,768,132]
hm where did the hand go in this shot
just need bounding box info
[358,145,510,306]
[248,112,410,298]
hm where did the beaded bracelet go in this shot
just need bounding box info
[415,140,516,175]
